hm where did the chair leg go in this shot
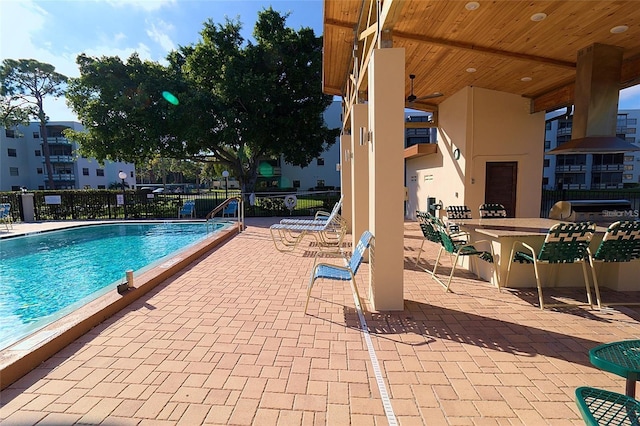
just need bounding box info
[414,240,425,267]
[588,257,603,310]
[580,260,594,309]
[532,260,545,310]
[444,252,462,292]
[504,246,517,289]
[431,246,445,281]
[304,272,318,314]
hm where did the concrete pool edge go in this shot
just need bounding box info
[0,223,239,390]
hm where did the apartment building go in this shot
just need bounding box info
[543,109,640,190]
[0,121,135,191]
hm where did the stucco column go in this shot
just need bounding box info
[339,133,352,233]
[367,48,405,311]
[351,103,369,243]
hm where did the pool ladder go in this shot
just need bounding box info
[205,197,244,233]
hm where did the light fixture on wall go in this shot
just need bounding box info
[359,127,370,145]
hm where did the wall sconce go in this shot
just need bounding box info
[359,127,370,145]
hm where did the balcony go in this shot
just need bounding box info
[45,155,74,163]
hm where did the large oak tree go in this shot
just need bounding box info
[66,8,338,194]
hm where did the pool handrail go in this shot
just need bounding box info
[206,196,244,233]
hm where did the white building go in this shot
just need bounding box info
[278,100,342,191]
[0,121,135,191]
[543,109,640,190]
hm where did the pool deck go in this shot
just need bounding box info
[2,217,640,425]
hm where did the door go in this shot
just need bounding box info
[485,162,517,217]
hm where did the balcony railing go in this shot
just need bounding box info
[52,174,75,181]
[592,164,624,171]
[555,165,586,172]
[43,137,73,145]
[45,155,75,163]
[591,183,624,189]
[559,183,588,190]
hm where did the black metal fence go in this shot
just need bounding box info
[1,190,341,222]
[540,189,640,217]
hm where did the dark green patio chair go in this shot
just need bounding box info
[445,205,472,233]
[479,203,507,218]
[505,221,596,310]
[575,386,640,426]
[431,219,497,292]
[589,220,640,309]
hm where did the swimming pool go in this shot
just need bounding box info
[0,222,224,350]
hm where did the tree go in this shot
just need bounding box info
[0,96,34,129]
[0,59,68,189]
[65,8,338,194]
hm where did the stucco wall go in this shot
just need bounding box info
[406,87,545,219]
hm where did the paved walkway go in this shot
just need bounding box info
[2,218,640,425]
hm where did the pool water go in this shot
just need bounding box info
[0,222,222,350]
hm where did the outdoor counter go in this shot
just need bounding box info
[455,218,640,291]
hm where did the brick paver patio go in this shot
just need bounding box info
[2,218,640,425]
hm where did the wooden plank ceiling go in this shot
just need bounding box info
[323,0,640,114]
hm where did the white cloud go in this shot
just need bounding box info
[105,0,176,12]
[146,19,176,53]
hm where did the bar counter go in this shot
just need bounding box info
[455,218,639,291]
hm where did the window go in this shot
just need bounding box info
[628,128,636,135]
[293,180,300,188]
[130,171,134,178]
[34,149,41,156]
[316,179,325,188]
[543,159,550,167]
[625,164,634,171]
[542,177,549,186]
[9,167,19,176]
[96,168,104,176]
[36,168,43,174]
[544,140,551,150]
[33,132,40,138]
[7,148,17,157]
[623,174,634,180]
[316,158,325,166]
[545,122,552,130]
[625,156,635,162]
[5,129,15,138]
[83,168,89,176]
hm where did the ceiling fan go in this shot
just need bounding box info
[407,74,443,103]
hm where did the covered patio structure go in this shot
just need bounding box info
[323,0,640,311]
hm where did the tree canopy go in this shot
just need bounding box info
[0,59,68,188]
[66,8,338,193]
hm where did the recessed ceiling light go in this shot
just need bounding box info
[521,76,532,82]
[465,2,480,11]
[610,25,629,34]
[530,13,547,22]
[466,67,477,73]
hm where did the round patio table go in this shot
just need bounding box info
[589,340,640,398]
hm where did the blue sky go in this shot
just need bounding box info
[1,0,639,122]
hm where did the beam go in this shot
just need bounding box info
[393,31,576,69]
[325,18,356,31]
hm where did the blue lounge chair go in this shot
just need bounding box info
[223,200,238,217]
[178,200,195,218]
[0,203,13,230]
